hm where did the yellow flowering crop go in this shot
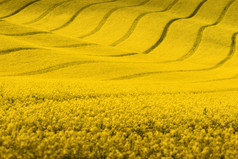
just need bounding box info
[0,0,238,158]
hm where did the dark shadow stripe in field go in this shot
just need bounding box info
[110,0,179,46]
[161,0,235,63]
[210,73,238,83]
[24,0,73,25]
[1,31,97,48]
[110,32,238,80]
[143,0,208,54]
[78,0,151,38]
[53,43,96,48]
[50,0,117,32]
[0,0,11,6]
[0,0,41,19]
[207,32,238,69]
[0,47,39,55]
[163,87,238,95]
[2,31,49,36]
[202,73,238,83]
[11,61,98,76]
[91,52,138,57]
[191,76,238,83]
[187,88,238,94]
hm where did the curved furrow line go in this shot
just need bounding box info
[143,0,208,54]
[110,0,179,46]
[92,52,138,57]
[0,47,40,55]
[104,0,233,59]
[194,72,238,83]
[191,88,238,94]
[1,31,49,36]
[0,0,41,19]
[53,43,96,48]
[191,77,236,83]
[24,0,73,25]
[0,0,11,6]
[158,88,238,95]
[103,52,138,57]
[78,0,151,39]
[174,0,235,62]
[110,32,238,80]
[185,88,238,94]
[207,32,238,70]
[50,0,117,32]
[110,70,172,80]
[10,61,98,76]
[1,31,97,48]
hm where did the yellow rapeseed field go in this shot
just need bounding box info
[0,0,238,158]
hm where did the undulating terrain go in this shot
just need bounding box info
[0,0,238,158]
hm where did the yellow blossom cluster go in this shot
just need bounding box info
[0,78,237,158]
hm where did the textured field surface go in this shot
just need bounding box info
[0,0,238,158]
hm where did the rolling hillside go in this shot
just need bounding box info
[0,0,238,158]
